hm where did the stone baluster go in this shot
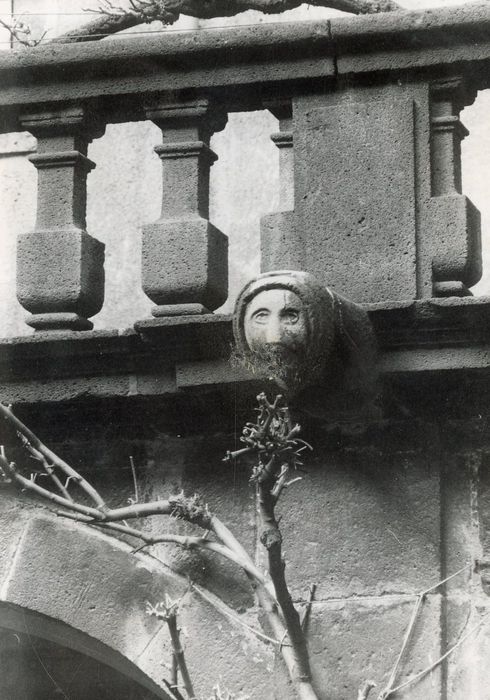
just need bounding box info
[141,98,228,318]
[17,104,105,332]
[429,78,482,297]
[430,79,469,197]
[270,101,294,212]
[261,99,302,272]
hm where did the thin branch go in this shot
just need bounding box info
[387,614,488,697]
[0,403,108,512]
[0,455,104,519]
[191,582,289,646]
[18,434,74,502]
[129,455,139,504]
[57,507,271,587]
[377,563,472,700]
[358,681,376,700]
[147,595,197,700]
[300,584,317,634]
[0,16,45,47]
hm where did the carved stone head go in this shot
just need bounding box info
[233,270,337,396]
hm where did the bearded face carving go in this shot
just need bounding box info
[233,270,377,407]
[243,289,308,394]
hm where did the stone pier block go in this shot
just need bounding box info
[17,228,105,330]
[142,217,228,314]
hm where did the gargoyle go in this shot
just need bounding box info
[233,270,378,417]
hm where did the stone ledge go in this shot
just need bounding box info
[0,299,489,406]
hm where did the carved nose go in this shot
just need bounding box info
[264,318,282,344]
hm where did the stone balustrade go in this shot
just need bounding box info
[1,4,490,332]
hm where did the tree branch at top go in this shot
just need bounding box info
[50,0,402,44]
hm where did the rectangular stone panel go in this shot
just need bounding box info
[294,95,417,302]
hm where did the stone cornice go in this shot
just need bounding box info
[2,4,490,131]
[2,299,490,406]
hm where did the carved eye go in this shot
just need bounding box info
[251,309,270,324]
[281,309,300,324]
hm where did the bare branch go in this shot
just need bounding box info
[299,583,316,634]
[358,681,376,700]
[228,394,318,699]
[18,433,74,502]
[0,403,108,511]
[377,563,473,700]
[0,16,45,47]
[50,0,403,44]
[147,594,197,700]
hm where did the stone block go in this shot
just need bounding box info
[0,495,33,589]
[295,595,443,700]
[0,516,183,661]
[331,4,490,77]
[143,433,258,611]
[261,210,303,271]
[139,592,276,699]
[293,92,417,302]
[142,217,228,312]
[16,227,105,321]
[275,449,440,598]
[429,194,482,291]
[443,596,489,700]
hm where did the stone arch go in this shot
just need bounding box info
[0,510,191,698]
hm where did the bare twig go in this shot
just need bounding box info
[129,455,139,504]
[0,16,45,47]
[0,403,107,512]
[387,614,488,697]
[147,594,197,700]
[377,563,472,700]
[191,581,288,647]
[18,434,73,502]
[229,393,317,699]
[300,584,317,634]
[358,680,376,700]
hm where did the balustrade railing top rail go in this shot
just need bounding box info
[0,3,490,125]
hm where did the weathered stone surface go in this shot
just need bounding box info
[277,448,440,598]
[430,195,482,292]
[261,211,303,271]
[0,514,182,695]
[142,218,228,312]
[293,91,417,302]
[300,595,443,700]
[331,3,490,78]
[0,508,275,699]
[17,228,105,328]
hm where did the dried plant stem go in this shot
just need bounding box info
[257,463,313,696]
[358,681,376,700]
[57,508,270,587]
[388,614,488,697]
[0,17,44,47]
[0,403,107,511]
[166,611,196,700]
[377,563,472,700]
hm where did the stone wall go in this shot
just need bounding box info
[0,384,488,699]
